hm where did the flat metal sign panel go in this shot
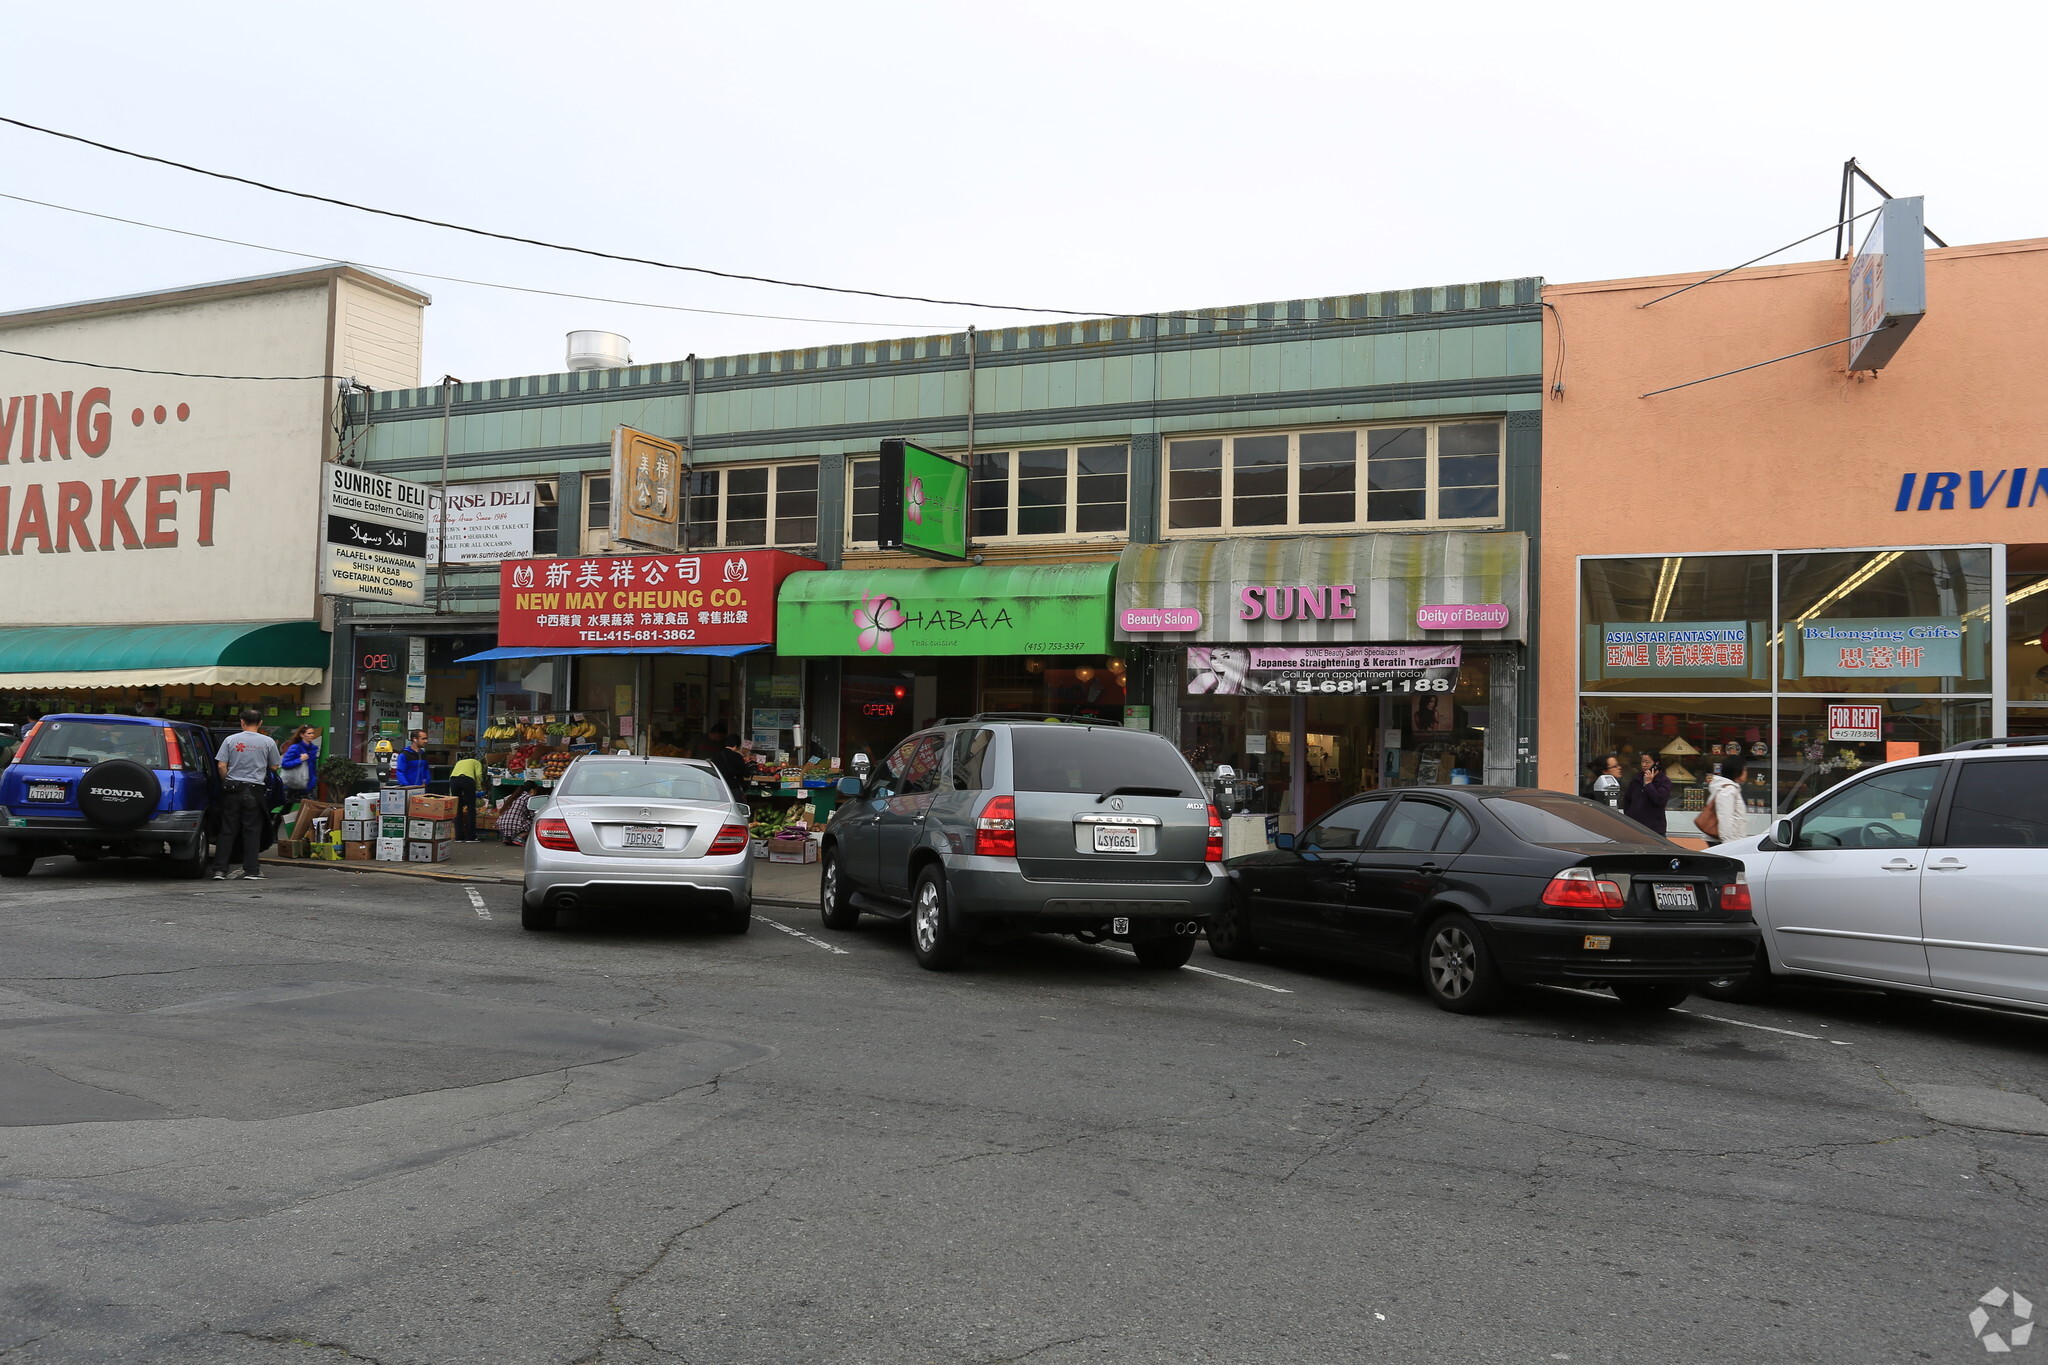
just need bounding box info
[877,438,970,561]
[610,427,684,552]
[1848,196,1927,371]
[496,548,822,649]
[321,462,428,605]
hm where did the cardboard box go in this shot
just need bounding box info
[343,795,378,821]
[375,837,407,862]
[380,815,409,839]
[407,818,455,842]
[289,800,341,841]
[344,840,375,861]
[379,786,422,815]
[342,819,374,842]
[276,838,309,859]
[406,838,452,863]
[767,836,818,864]
[408,793,458,820]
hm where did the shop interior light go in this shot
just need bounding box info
[1962,574,2048,623]
[1649,556,1684,623]
[1769,549,1906,648]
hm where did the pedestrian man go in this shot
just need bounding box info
[449,751,485,841]
[394,730,432,787]
[214,707,282,880]
[705,723,751,801]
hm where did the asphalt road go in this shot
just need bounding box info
[3,859,2045,1365]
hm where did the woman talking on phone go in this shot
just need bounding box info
[1623,752,1671,836]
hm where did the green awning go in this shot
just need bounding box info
[0,621,330,689]
[776,562,1116,656]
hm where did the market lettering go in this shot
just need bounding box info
[0,471,229,554]
[0,388,112,463]
[1895,468,2048,510]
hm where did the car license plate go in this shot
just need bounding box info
[1113,917,1131,936]
[623,826,666,849]
[1583,935,1613,950]
[1653,883,1698,911]
[26,783,65,802]
[1092,825,1141,854]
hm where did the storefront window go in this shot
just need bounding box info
[1774,699,1989,811]
[1777,548,1991,693]
[1579,555,1770,694]
[2003,550,2048,734]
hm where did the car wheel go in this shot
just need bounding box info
[1420,912,1509,1014]
[1698,942,1776,1003]
[1207,888,1260,960]
[1133,933,1196,970]
[1611,981,1691,1011]
[819,849,859,931]
[0,854,34,879]
[520,899,558,932]
[910,867,966,972]
[169,838,210,880]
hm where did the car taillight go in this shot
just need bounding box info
[974,794,1016,857]
[1718,871,1753,913]
[534,817,579,851]
[708,822,749,855]
[163,729,182,769]
[1205,803,1224,863]
[1541,866,1625,910]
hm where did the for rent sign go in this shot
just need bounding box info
[497,549,822,649]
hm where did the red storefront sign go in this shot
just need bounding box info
[496,549,822,649]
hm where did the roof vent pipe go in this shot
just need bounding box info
[566,331,631,372]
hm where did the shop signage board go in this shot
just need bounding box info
[1792,617,1963,678]
[1848,196,1927,372]
[1591,622,1760,680]
[1828,704,1884,743]
[877,439,970,561]
[1114,532,1526,643]
[777,562,1114,656]
[610,427,685,552]
[496,549,822,649]
[427,479,536,563]
[321,463,429,605]
[1187,644,1462,696]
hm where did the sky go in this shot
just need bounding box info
[3,0,2044,388]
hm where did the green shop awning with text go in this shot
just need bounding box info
[775,563,1116,657]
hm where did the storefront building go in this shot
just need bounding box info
[1539,234,2048,835]
[0,265,428,747]
[344,277,1546,815]
[1117,531,1527,835]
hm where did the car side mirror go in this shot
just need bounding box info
[1768,817,1794,849]
[1273,832,1295,851]
[836,776,862,796]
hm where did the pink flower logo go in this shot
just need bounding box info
[906,475,926,525]
[855,593,906,654]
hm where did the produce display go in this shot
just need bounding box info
[484,711,611,787]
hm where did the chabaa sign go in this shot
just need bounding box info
[497,549,821,649]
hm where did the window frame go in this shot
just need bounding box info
[687,459,821,551]
[1162,420,1505,538]
[846,443,1132,548]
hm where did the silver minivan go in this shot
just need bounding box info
[819,716,1227,971]
[1704,738,2048,1012]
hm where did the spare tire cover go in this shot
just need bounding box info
[76,760,162,830]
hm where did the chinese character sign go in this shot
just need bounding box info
[496,550,823,649]
[1594,623,1759,680]
[1794,618,1963,678]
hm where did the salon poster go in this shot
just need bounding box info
[1187,644,1462,696]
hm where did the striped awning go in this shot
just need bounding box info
[1115,532,1527,644]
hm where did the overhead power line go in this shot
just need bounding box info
[0,114,1108,317]
[0,191,956,330]
[0,344,339,381]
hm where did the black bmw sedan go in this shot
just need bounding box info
[1211,787,1759,1014]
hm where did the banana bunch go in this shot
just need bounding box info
[483,720,520,741]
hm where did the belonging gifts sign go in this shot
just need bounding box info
[497,549,822,648]
[1794,618,1963,678]
[1187,644,1462,696]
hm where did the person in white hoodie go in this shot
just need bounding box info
[1701,754,1750,846]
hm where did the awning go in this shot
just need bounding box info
[456,644,768,662]
[0,621,330,690]
[777,562,1116,656]
[1116,532,1527,644]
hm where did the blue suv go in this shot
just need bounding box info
[0,714,218,878]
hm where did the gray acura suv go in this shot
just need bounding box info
[820,715,1226,971]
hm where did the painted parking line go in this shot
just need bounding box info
[754,915,849,955]
[465,887,492,920]
[1674,1008,1852,1044]
[1092,943,1295,994]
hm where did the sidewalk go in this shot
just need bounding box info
[262,839,825,905]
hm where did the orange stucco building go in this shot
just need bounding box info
[1538,235,2048,836]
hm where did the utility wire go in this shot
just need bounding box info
[0,114,1108,317]
[0,343,339,381]
[0,190,957,330]
[1637,206,1881,309]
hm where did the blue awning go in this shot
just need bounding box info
[455,644,769,663]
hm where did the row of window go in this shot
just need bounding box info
[574,419,1503,550]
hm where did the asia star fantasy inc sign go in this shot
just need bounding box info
[496,549,822,649]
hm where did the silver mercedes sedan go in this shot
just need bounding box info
[520,755,753,933]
